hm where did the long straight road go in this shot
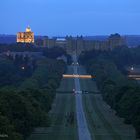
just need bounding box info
[73,54,92,140]
[27,58,136,140]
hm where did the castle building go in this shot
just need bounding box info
[37,33,126,55]
[17,26,34,43]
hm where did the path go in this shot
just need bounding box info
[73,54,92,140]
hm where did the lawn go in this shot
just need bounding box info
[78,66,99,93]
[27,66,78,140]
[82,94,136,140]
[57,78,74,92]
[27,94,78,140]
[27,65,136,140]
[79,66,136,140]
[57,66,75,92]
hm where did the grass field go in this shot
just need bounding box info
[57,78,74,92]
[78,66,99,92]
[27,67,78,140]
[79,66,136,140]
[57,66,75,92]
[83,94,136,140]
[27,66,136,140]
[27,94,78,140]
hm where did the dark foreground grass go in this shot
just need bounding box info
[79,66,135,140]
[84,95,121,140]
[27,66,78,140]
[27,94,78,140]
[83,94,136,140]
[57,78,74,92]
[27,65,136,140]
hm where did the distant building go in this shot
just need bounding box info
[108,33,126,49]
[40,33,126,55]
[17,26,34,43]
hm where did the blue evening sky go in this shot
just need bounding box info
[0,0,140,36]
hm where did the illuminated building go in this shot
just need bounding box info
[17,26,34,43]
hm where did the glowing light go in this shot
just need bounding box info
[135,78,140,80]
[63,74,94,79]
[21,67,25,70]
[128,75,140,78]
[131,67,134,71]
[128,75,140,80]
[72,62,79,65]
[26,26,31,32]
[17,26,34,43]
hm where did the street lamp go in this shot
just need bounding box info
[131,67,134,71]
[21,66,25,70]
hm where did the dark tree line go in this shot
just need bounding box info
[80,46,140,69]
[0,43,42,53]
[0,57,66,140]
[0,43,72,64]
[43,47,72,65]
[0,54,36,87]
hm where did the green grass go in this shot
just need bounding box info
[57,66,75,92]
[80,78,98,92]
[79,66,135,140]
[83,96,102,140]
[67,66,74,74]
[27,66,78,140]
[27,65,136,140]
[27,94,78,140]
[84,95,122,140]
[78,66,99,92]
[82,95,136,140]
[57,78,74,92]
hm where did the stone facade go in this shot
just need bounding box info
[41,33,126,54]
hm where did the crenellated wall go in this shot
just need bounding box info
[41,33,126,54]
